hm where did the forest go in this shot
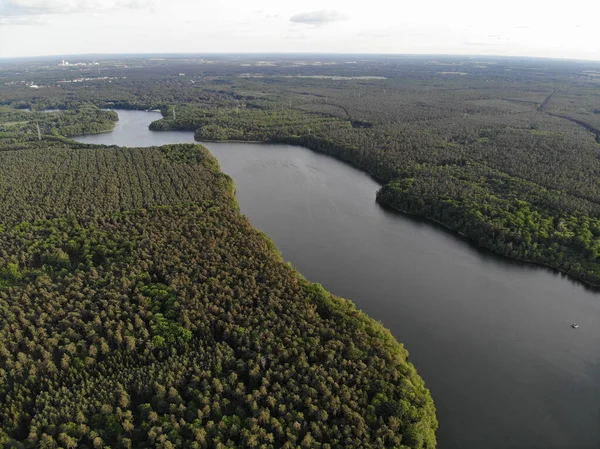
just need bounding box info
[0,107,117,138]
[1,53,600,447]
[3,55,594,286]
[0,104,437,447]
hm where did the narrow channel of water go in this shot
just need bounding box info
[75,110,600,449]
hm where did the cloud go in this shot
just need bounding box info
[289,10,347,26]
[0,0,155,17]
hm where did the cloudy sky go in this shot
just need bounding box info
[0,0,598,60]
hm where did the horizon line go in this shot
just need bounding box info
[1,52,600,64]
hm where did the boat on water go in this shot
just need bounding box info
[571,324,579,329]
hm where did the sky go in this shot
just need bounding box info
[0,0,599,60]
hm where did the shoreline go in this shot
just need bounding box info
[70,124,116,137]
[199,131,600,291]
[198,139,266,144]
[378,199,600,290]
[123,111,600,291]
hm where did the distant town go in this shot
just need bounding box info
[59,60,100,67]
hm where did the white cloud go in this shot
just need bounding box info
[290,10,347,25]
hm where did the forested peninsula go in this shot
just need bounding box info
[0,106,437,447]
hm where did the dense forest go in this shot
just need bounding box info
[0,105,437,447]
[3,55,592,286]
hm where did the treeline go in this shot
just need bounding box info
[377,163,600,284]
[0,81,240,113]
[0,114,438,447]
[150,105,352,141]
[0,107,117,138]
[0,139,229,225]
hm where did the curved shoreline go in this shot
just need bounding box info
[132,110,600,290]
[377,199,600,291]
[202,132,600,290]
[70,125,116,137]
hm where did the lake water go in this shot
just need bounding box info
[75,110,600,449]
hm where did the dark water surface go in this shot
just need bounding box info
[76,110,600,449]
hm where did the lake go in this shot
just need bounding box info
[76,110,600,449]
